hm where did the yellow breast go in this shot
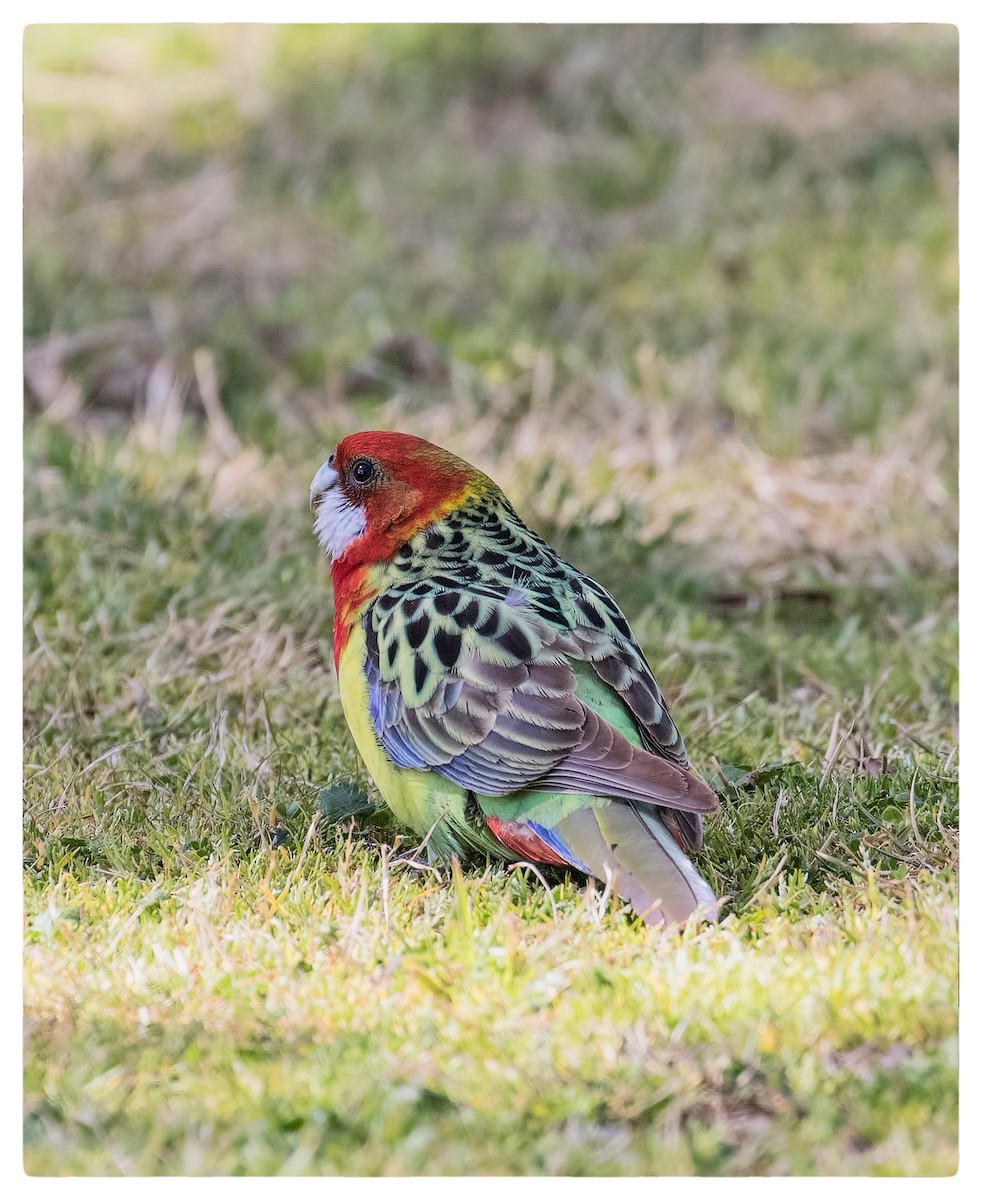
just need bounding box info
[337,622,465,842]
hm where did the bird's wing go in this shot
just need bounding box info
[547,579,706,849]
[363,584,718,816]
[488,561,707,848]
[536,569,690,765]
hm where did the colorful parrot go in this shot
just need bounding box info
[310,432,719,925]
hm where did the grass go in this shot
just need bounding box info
[23,24,958,1175]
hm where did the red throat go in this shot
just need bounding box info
[330,560,378,667]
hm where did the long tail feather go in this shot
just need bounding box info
[556,802,717,927]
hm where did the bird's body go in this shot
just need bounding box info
[311,432,719,925]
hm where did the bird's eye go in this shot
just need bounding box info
[349,457,377,485]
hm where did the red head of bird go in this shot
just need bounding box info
[310,432,494,662]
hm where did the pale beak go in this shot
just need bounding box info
[309,458,338,511]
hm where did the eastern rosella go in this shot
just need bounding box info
[310,432,719,925]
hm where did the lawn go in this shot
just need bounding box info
[23,24,958,1175]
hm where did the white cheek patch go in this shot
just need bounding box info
[313,486,367,561]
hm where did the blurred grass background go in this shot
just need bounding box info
[23,24,958,1176]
